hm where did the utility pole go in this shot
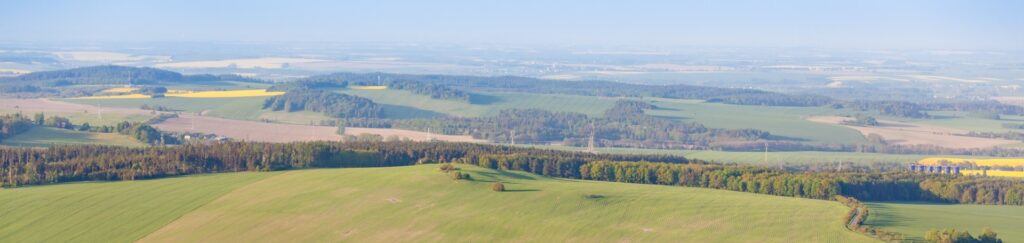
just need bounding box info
[587,122,596,154]
[510,129,515,145]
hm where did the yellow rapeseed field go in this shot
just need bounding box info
[100,87,137,93]
[164,89,284,98]
[961,169,1024,178]
[349,85,388,90]
[918,157,1024,167]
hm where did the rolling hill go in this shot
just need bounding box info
[0,165,873,242]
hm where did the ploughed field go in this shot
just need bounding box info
[0,165,873,243]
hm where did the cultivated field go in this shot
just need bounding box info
[164,89,283,98]
[864,202,1024,242]
[528,144,947,165]
[0,172,276,242]
[807,116,1019,149]
[0,126,146,147]
[646,99,864,145]
[73,89,284,99]
[339,89,620,118]
[0,98,154,126]
[153,115,343,142]
[917,157,1024,167]
[960,169,1024,178]
[154,57,325,69]
[342,127,483,143]
[140,165,870,242]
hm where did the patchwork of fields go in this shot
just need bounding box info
[0,165,874,242]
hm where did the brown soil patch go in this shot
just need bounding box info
[154,115,343,143]
[807,116,1018,149]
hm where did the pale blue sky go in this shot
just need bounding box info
[1,0,1021,50]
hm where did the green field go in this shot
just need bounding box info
[0,165,873,242]
[0,172,275,242]
[0,126,146,147]
[901,111,1024,133]
[339,89,621,118]
[645,98,865,144]
[0,108,152,127]
[527,145,933,165]
[864,202,1024,242]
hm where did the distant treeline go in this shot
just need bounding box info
[263,90,383,118]
[0,65,266,89]
[2,141,1022,205]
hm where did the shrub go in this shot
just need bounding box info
[439,163,456,173]
[491,182,505,192]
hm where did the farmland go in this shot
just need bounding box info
[338,89,620,118]
[0,165,874,242]
[960,169,1024,178]
[918,157,1024,167]
[646,99,864,144]
[153,115,342,142]
[528,144,935,165]
[806,116,1020,149]
[864,202,1024,242]
[0,172,276,242]
[0,126,146,147]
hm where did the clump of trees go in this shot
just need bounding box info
[925,228,1002,243]
[263,90,382,118]
[842,114,880,126]
[0,114,34,143]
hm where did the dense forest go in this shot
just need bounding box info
[263,90,383,118]
[2,141,1022,206]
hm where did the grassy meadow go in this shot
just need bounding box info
[864,202,1024,242]
[0,127,146,147]
[0,165,873,243]
[645,98,865,144]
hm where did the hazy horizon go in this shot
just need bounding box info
[2,0,1022,51]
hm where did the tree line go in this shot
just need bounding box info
[2,140,1023,206]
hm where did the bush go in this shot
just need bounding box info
[491,182,505,192]
[439,163,456,173]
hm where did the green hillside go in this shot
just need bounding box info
[864,202,1024,242]
[0,165,873,242]
[0,172,276,242]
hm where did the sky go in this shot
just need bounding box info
[1,0,1022,50]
